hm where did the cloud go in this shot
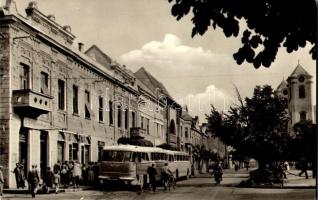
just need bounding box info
[120,33,231,73]
[119,34,316,121]
[176,85,235,123]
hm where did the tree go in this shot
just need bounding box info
[167,0,316,68]
[206,85,291,169]
[292,120,316,177]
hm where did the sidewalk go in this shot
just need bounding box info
[238,169,316,189]
[188,169,316,189]
[4,185,94,194]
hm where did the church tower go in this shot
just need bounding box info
[287,63,313,131]
[275,79,288,99]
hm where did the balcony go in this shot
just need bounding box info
[130,127,146,138]
[12,89,53,118]
[169,133,177,145]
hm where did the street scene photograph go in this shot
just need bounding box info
[0,0,316,199]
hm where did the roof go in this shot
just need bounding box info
[84,45,113,71]
[276,79,288,91]
[181,111,192,121]
[103,144,159,152]
[288,64,312,79]
[134,67,172,98]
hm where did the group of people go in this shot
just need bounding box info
[11,160,100,198]
[147,163,174,192]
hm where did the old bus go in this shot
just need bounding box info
[98,145,191,187]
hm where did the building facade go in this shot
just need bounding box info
[0,2,145,188]
[275,64,314,133]
[0,1,214,188]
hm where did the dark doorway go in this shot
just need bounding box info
[40,131,48,177]
[19,128,28,176]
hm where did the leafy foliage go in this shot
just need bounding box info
[168,0,316,68]
[291,120,316,163]
[206,85,291,163]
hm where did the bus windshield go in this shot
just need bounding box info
[102,150,132,162]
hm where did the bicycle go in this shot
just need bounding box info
[166,174,176,191]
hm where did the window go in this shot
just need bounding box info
[141,116,144,129]
[109,101,113,125]
[299,85,305,98]
[85,90,91,119]
[185,128,188,138]
[20,63,29,89]
[73,85,79,114]
[117,105,122,128]
[57,141,64,162]
[300,111,307,121]
[40,72,49,94]
[146,118,150,134]
[58,80,65,110]
[181,126,183,137]
[99,97,104,122]
[131,112,135,128]
[124,109,128,129]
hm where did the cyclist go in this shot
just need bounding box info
[161,163,172,190]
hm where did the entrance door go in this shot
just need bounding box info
[19,128,28,176]
[40,131,48,177]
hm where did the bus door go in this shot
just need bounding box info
[135,152,150,186]
[135,152,150,174]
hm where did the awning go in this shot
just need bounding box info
[156,143,180,151]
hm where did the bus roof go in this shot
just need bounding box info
[103,145,167,153]
[103,145,189,155]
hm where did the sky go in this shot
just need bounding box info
[10,0,316,122]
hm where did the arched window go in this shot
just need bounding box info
[170,119,176,135]
[299,85,305,98]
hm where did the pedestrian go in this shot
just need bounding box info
[68,161,74,186]
[0,166,4,200]
[82,164,87,185]
[60,163,68,188]
[244,160,249,171]
[92,162,99,185]
[299,158,309,179]
[234,161,239,172]
[53,170,60,194]
[147,164,157,192]
[87,163,94,185]
[53,160,61,174]
[13,163,23,189]
[72,161,81,188]
[43,166,54,193]
[28,165,40,198]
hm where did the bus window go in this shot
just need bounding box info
[151,153,156,160]
[140,152,148,161]
[102,151,132,162]
[132,152,141,162]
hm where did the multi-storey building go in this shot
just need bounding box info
[134,67,181,148]
[0,1,214,188]
[0,2,144,188]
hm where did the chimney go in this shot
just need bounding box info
[47,14,55,21]
[78,42,84,52]
[63,25,71,33]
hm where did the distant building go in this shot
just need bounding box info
[275,63,314,133]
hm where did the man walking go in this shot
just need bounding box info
[28,165,40,198]
[147,164,157,192]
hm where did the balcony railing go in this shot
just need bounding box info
[130,127,146,138]
[13,89,53,118]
